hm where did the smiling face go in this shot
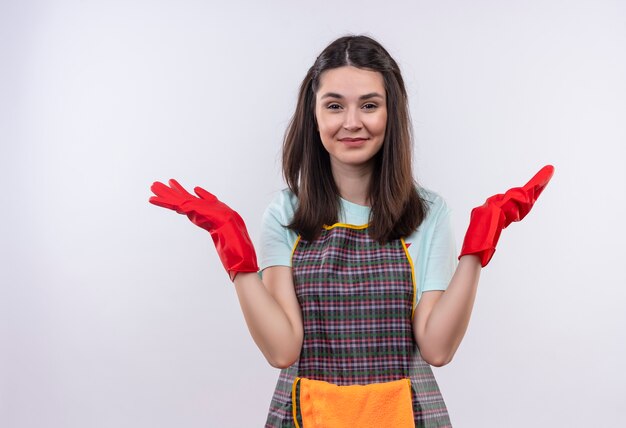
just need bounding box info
[315,66,387,174]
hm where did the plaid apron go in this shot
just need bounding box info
[265,224,451,427]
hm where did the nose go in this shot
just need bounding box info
[343,108,362,131]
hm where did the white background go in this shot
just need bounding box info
[2,0,625,427]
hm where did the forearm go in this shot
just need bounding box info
[233,272,303,368]
[415,255,481,366]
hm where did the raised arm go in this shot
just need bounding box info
[413,165,555,366]
[149,180,303,368]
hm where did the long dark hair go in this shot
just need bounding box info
[283,35,427,244]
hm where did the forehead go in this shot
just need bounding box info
[317,66,385,97]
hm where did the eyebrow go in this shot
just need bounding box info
[320,92,385,100]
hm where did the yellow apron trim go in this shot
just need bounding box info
[322,222,369,230]
[400,238,418,318]
[292,377,302,428]
[290,235,302,265]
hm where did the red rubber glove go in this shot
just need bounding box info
[459,165,555,267]
[149,179,259,281]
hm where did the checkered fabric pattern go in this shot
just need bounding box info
[265,226,451,427]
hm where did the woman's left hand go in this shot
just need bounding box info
[459,165,555,266]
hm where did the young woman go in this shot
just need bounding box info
[150,35,553,428]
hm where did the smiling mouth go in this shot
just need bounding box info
[339,137,369,144]
[339,138,368,149]
[339,138,368,147]
[339,138,368,142]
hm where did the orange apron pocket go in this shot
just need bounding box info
[292,377,415,428]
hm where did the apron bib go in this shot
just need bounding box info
[265,225,451,427]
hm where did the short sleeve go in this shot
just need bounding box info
[259,190,299,270]
[405,189,457,304]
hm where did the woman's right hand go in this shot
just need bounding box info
[151,180,302,365]
[149,179,259,280]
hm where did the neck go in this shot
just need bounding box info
[331,162,373,206]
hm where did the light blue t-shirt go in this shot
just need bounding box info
[259,188,457,304]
